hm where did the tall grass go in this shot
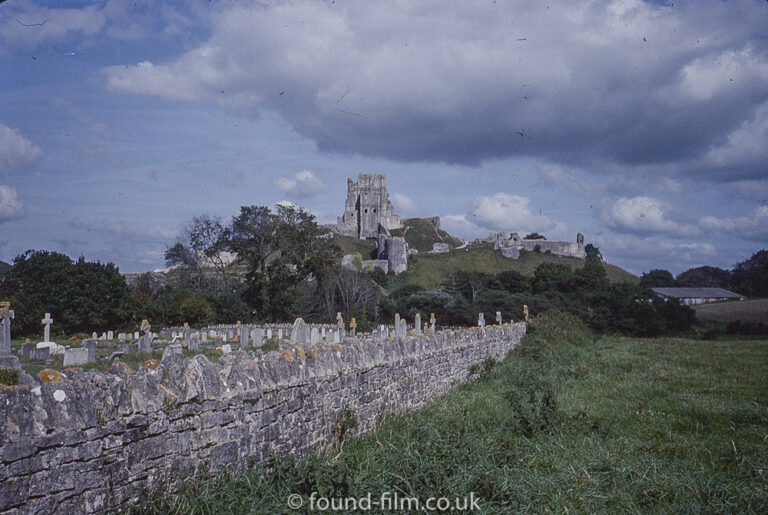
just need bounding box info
[133,311,768,513]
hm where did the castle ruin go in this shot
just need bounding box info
[335,174,402,239]
[490,232,586,260]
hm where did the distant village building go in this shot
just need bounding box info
[651,287,746,305]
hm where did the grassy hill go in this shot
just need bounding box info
[694,298,768,324]
[396,217,463,252]
[402,245,638,290]
[0,260,10,277]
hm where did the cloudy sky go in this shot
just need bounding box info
[1,0,767,276]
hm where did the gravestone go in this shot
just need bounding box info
[0,302,20,370]
[241,325,250,348]
[92,332,98,340]
[188,332,200,351]
[496,311,502,326]
[321,327,326,340]
[118,333,126,341]
[349,318,357,337]
[430,313,436,333]
[183,322,190,343]
[394,313,400,337]
[21,342,36,358]
[291,318,310,344]
[523,305,529,322]
[63,347,89,367]
[267,328,273,340]
[107,331,114,341]
[278,328,283,339]
[414,313,422,335]
[133,332,139,340]
[251,327,264,347]
[83,339,96,363]
[138,320,152,353]
[41,313,54,344]
[336,314,346,340]
[478,313,485,327]
[34,346,50,360]
[310,327,321,344]
[201,332,208,343]
[221,344,232,354]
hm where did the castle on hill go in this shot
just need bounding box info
[334,174,403,239]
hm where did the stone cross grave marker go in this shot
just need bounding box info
[41,313,54,343]
[496,311,502,326]
[0,301,14,355]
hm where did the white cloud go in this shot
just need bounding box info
[100,0,768,183]
[0,124,41,174]
[601,196,700,237]
[0,186,24,222]
[392,193,418,217]
[273,170,326,199]
[700,206,768,242]
[439,214,483,241]
[469,193,559,234]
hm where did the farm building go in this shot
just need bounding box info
[651,287,747,305]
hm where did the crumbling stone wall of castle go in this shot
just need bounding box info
[0,324,525,514]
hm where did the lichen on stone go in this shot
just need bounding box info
[39,369,65,382]
[141,359,160,370]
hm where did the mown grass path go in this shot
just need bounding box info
[136,313,768,514]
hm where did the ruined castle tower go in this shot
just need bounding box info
[336,174,402,239]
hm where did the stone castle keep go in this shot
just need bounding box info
[335,174,403,239]
[333,173,410,274]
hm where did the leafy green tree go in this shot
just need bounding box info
[675,266,730,288]
[492,270,530,294]
[524,233,547,240]
[531,263,574,294]
[0,250,136,335]
[639,269,676,288]
[730,250,768,297]
[225,204,340,321]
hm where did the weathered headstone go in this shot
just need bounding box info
[292,318,310,343]
[278,328,283,339]
[118,333,126,341]
[241,325,250,348]
[133,331,139,340]
[430,313,436,333]
[310,327,321,344]
[478,312,485,327]
[349,318,357,337]
[321,327,327,340]
[63,347,89,367]
[267,328,273,340]
[496,311,502,326]
[99,332,107,341]
[201,332,208,343]
[188,332,200,351]
[0,302,20,370]
[414,313,422,335]
[34,346,50,360]
[21,342,36,358]
[138,320,152,353]
[107,330,114,341]
[183,322,190,343]
[92,331,98,340]
[83,339,96,363]
[337,314,346,340]
[523,305,529,322]
[162,343,183,361]
[394,313,401,337]
[251,327,264,347]
[221,344,232,354]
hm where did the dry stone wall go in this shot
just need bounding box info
[0,324,525,514]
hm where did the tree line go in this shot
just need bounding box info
[639,250,768,298]
[1,204,766,337]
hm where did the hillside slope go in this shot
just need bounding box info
[402,246,638,290]
[0,260,10,277]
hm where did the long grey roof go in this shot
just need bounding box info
[651,287,746,299]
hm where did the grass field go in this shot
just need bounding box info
[694,298,768,324]
[403,247,638,290]
[135,313,767,513]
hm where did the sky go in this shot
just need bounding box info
[1,0,767,276]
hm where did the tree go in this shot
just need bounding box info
[524,233,547,240]
[225,204,340,321]
[584,243,602,263]
[639,269,676,288]
[730,250,768,297]
[531,263,574,294]
[676,266,730,288]
[165,214,231,292]
[0,250,136,335]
